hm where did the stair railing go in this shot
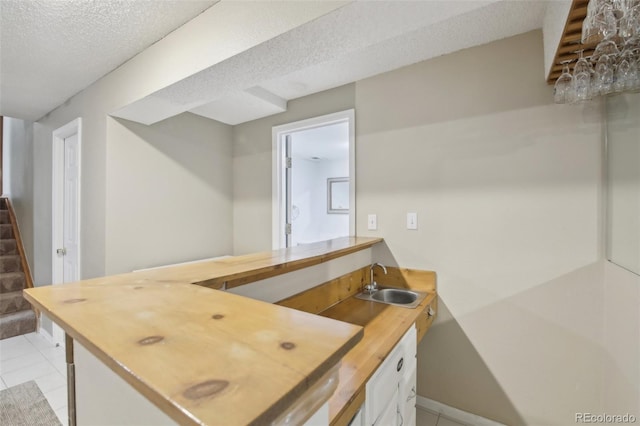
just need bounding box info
[3,198,34,290]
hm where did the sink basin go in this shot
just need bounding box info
[355,287,427,309]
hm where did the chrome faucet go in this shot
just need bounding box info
[365,262,387,294]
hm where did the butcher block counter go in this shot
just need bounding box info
[23,237,381,426]
[276,267,437,425]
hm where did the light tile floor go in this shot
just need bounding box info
[0,332,68,425]
[417,407,468,426]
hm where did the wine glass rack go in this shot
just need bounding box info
[547,0,593,83]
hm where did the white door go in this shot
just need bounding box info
[62,134,80,284]
[272,110,355,250]
[285,134,293,248]
[52,119,81,347]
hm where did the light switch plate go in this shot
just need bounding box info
[368,214,377,230]
[407,212,417,230]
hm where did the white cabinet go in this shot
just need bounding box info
[363,326,417,426]
[373,387,399,426]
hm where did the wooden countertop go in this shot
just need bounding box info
[23,238,380,425]
[319,269,437,425]
[150,236,383,290]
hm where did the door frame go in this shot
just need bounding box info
[51,118,82,345]
[271,109,355,250]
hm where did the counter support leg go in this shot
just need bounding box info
[65,334,76,426]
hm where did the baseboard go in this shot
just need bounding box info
[416,395,506,426]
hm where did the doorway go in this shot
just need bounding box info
[51,118,82,346]
[272,110,355,249]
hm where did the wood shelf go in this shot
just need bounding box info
[547,0,592,84]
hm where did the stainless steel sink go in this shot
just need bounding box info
[355,287,427,309]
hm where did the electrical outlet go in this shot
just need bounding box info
[368,214,377,230]
[407,212,417,230]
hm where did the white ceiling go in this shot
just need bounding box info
[0,0,216,120]
[0,0,551,125]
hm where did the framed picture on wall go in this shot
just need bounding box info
[327,177,349,214]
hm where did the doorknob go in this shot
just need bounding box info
[56,248,67,255]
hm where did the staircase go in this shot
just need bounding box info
[0,198,36,339]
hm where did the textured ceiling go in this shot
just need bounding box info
[113,0,548,125]
[1,0,551,125]
[261,0,548,102]
[0,0,216,120]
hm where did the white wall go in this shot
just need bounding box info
[105,113,233,274]
[2,117,35,268]
[356,31,604,425]
[291,156,349,246]
[232,84,355,255]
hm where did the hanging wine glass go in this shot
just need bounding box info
[583,0,607,43]
[593,54,615,95]
[614,47,636,90]
[574,50,594,101]
[619,3,640,37]
[629,48,640,90]
[592,2,619,41]
[559,0,640,102]
[554,61,575,104]
[592,38,621,61]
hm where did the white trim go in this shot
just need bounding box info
[416,396,506,426]
[271,109,356,250]
[51,118,82,346]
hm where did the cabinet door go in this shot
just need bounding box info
[366,345,404,421]
[373,387,399,426]
[400,365,417,426]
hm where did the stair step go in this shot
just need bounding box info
[0,239,17,255]
[0,310,36,340]
[0,291,32,315]
[0,210,8,224]
[0,224,12,239]
[0,272,25,294]
[0,255,22,273]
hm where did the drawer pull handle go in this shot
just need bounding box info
[427,305,435,317]
[397,357,404,372]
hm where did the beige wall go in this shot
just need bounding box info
[232,84,355,255]
[602,92,640,418]
[356,31,604,425]
[606,93,640,274]
[602,262,640,417]
[105,113,233,274]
